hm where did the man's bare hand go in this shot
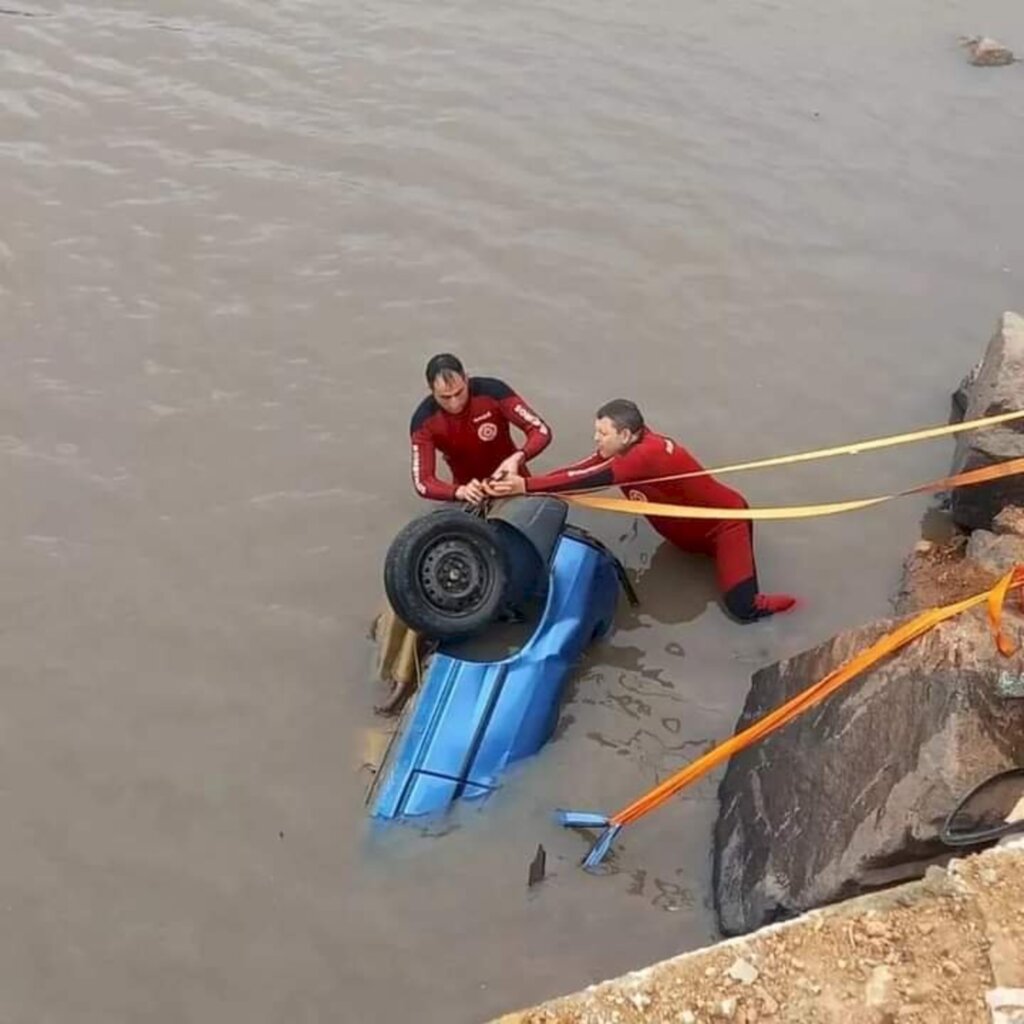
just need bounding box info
[455,480,487,505]
[483,474,526,497]
[491,450,525,482]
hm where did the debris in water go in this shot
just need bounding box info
[960,36,1016,66]
[528,843,547,887]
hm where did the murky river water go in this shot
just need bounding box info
[3,1,1024,1020]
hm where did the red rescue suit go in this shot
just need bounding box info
[410,377,552,501]
[525,429,795,621]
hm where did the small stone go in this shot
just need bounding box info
[837,959,848,970]
[965,36,1015,67]
[863,918,889,938]
[680,1013,697,1024]
[917,922,934,936]
[993,506,1024,537]
[789,957,805,969]
[865,965,895,1008]
[914,540,934,554]
[717,997,738,1020]
[941,959,961,977]
[705,966,718,977]
[726,958,760,986]
[628,991,651,1011]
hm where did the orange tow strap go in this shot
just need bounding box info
[608,567,1024,829]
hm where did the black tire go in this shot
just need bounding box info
[384,508,510,640]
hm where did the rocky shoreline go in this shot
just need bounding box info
[714,311,1024,936]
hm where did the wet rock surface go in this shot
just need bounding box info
[713,608,1024,935]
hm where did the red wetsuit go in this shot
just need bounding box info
[526,429,795,621]
[410,376,552,501]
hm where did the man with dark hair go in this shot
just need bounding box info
[410,353,552,503]
[486,398,796,623]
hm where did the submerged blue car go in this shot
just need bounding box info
[369,501,632,821]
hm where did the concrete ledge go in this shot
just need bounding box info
[493,840,1024,1024]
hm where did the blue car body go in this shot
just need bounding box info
[369,532,621,820]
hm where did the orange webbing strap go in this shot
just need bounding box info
[608,567,1024,829]
[561,456,1024,523]
[988,567,1022,656]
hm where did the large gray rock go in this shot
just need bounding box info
[951,312,1024,531]
[713,607,1024,936]
[965,529,1024,575]
[951,359,982,423]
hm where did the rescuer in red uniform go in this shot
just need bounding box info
[410,353,553,504]
[486,398,797,623]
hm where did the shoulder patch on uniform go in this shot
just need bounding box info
[410,395,439,433]
[470,376,515,400]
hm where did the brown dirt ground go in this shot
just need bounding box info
[897,537,999,613]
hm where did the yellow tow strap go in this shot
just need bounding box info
[562,455,1024,521]
[580,407,1024,490]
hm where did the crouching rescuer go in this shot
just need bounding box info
[485,399,797,623]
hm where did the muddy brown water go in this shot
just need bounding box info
[2,1,1024,1021]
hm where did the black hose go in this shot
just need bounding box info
[939,767,1024,847]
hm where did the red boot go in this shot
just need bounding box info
[754,592,798,617]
